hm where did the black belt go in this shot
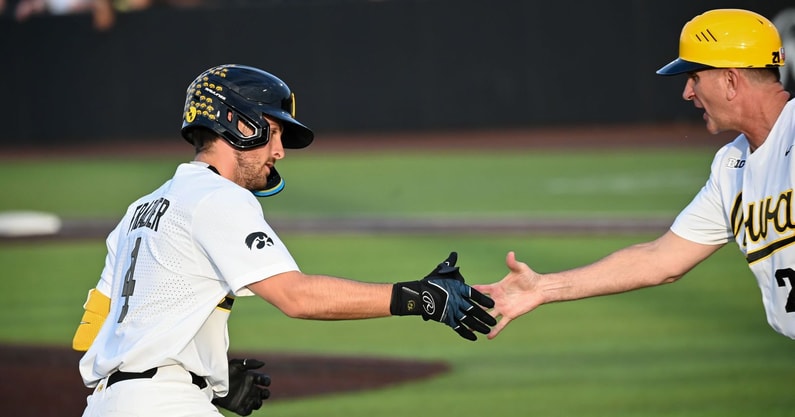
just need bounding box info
[107,367,208,389]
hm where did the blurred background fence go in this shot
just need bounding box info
[2,0,794,147]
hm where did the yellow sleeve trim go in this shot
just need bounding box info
[72,288,110,352]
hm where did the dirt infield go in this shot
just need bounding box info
[1,123,735,416]
[0,343,448,416]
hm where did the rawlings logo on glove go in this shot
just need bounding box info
[391,252,496,341]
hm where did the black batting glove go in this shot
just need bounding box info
[212,358,271,416]
[391,252,496,341]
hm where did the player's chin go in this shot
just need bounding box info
[246,175,269,192]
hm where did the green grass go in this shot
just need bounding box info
[2,235,793,417]
[0,157,182,217]
[0,148,713,218]
[264,149,712,218]
[2,148,793,417]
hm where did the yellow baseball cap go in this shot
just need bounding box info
[657,9,785,75]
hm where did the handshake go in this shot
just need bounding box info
[391,252,497,341]
[214,253,500,416]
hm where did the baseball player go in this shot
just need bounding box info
[72,64,496,417]
[474,9,795,340]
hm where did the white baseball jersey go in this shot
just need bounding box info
[671,99,795,339]
[79,161,299,394]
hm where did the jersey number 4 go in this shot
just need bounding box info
[117,237,142,323]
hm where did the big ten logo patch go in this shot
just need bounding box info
[727,158,746,168]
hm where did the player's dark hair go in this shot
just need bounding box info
[190,128,221,154]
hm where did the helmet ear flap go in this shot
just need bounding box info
[220,108,270,148]
[229,111,253,135]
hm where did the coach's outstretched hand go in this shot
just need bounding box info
[213,358,271,416]
[391,252,496,341]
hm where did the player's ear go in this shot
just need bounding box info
[235,115,256,137]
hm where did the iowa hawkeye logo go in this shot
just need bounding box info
[245,232,274,249]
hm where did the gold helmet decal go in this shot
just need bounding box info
[184,67,231,124]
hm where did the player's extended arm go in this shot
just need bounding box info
[249,252,496,341]
[72,288,111,351]
[474,230,723,339]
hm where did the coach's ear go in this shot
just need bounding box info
[72,288,110,351]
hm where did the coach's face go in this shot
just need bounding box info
[235,115,285,192]
[682,68,736,136]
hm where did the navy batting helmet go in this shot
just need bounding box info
[181,64,314,150]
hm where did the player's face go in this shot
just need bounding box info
[682,69,731,135]
[236,116,285,191]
